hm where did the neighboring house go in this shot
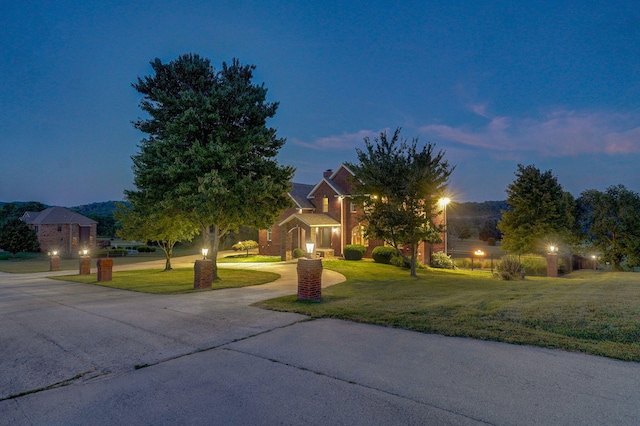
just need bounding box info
[259,164,445,262]
[21,207,98,255]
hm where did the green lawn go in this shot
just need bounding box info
[52,267,279,294]
[257,260,640,361]
[218,254,281,263]
[0,250,191,273]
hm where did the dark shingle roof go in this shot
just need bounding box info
[21,206,97,226]
[289,183,315,209]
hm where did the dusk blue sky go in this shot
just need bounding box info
[2,1,639,206]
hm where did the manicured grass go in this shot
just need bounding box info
[257,260,640,361]
[218,254,281,263]
[52,268,279,294]
[0,251,181,273]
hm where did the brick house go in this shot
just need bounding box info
[259,164,445,262]
[21,206,97,256]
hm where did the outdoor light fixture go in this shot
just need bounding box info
[52,250,58,256]
[439,197,451,255]
[474,250,485,256]
[549,245,558,253]
[202,248,209,260]
[82,249,88,256]
[306,242,315,258]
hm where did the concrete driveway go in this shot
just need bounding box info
[0,256,639,425]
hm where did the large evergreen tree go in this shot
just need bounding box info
[498,164,577,255]
[128,54,294,280]
[347,128,454,277]
[578,185,640,269]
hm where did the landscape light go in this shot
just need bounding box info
[52,250,58,256]
[549,245,557,253]
[306,242,315,258]
[474,250,485,256]
[82,249,88,256]
[202,248,209,260]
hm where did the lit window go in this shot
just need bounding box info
[350,202,357,213]
[351,226,368,247]
[322,197,329,213]
[267,229,272,241]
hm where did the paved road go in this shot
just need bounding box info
[0,256,639,425]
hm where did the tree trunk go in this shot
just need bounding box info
[409,241,418,278]
[208,224,221,281]
[164,245,173,271]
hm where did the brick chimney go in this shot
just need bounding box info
[323,169,333,178]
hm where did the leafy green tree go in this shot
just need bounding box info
[232,240,259,257]
[0,218,39,257]
[498,164,577,255]
[578,185,640,270]
[128,54,294,280]
[347,128,454,277]
[0,202,47,227]
[115,204,198,271]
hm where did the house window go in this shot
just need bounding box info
[34,226,39,233]
[57,226,62,232]
[322,197,329,213]
[352,225,368,247]
[267,229,272,242]
[350,202,357,213]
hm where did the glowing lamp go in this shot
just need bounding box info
[202,248,209,259]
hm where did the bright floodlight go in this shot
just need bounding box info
[474,249,485,256]
[439,197,451,208]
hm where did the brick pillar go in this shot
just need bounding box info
[97,258,113,282]
[194,259,214,289]
[546,254,558,277]
[297,258,322,301]
[49,255,60,271]
[79,256,91,275]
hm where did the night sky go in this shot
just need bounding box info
[2,1,639,206]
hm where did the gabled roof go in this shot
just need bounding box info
[307,163,356,199]
[279,213,341,228]
[307,177,346,199]
[289,183,315,209]
[328,163,356,180]
[21,206,97,226]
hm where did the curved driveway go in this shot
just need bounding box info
[1,256,639,425]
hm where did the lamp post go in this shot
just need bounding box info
[473,249,484,271]
[306,241,315,259]
[547,245,559,277]
[79,248,90,275]
[439,197,451,255]
[591,254,597,270]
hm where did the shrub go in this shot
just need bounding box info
[95,249,128,258]
[390,253,411,268]
[293,248,305,258]
[520,256,546,276]
[343,244,366,260]
[137,245,156,253]
[372,246,396,264]
[431,251,454,269]
[496,255,524,280]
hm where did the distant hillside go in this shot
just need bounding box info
[449,200,507,220]
[70,201,126,216]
